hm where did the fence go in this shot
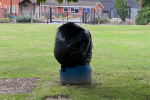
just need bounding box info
[0,8,9,23]
[0,8,18,23]
[49,7,105,24]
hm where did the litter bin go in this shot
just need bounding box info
[8,14,13,19]
[60,65,92,84]
[54,22,93,85]
[61,14,63,18]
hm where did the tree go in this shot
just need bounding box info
[135,0,150,25]
[136,0,150,9]
[113,0,128,22]
[38,0,78,4]
[139,0,143,9]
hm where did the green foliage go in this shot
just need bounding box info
[68,15,73,19]
[33,18,42,23]
[113,0,128,22]
[16,15,31,23]
[38,0,78,4]
[90,17,110,24]
[136,0,150,7]
[0,18,9,22]
[136,5,150,25]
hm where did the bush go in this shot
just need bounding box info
[33,18,42,23]
[0,18,10,22]
[113,0,128,22]
[40,16,45,20]
[16,15,31,23]
[136,5,150,25]
[40,16,46,22]
[90,17,110,24]
[52,15,55,19]
[68,15,73,19]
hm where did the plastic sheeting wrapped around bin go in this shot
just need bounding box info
[54,22,93,68]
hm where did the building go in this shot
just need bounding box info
[42,1,103,18]
[0,0,19,19]
[19,0,40,17]
[79,0,139,18]
[19,0,104,18]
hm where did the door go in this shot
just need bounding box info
[109,8,114,19]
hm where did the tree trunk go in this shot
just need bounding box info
[139,0,143,9]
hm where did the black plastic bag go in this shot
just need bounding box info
[54,22,93,70]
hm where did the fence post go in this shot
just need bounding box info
[50,8,52,23]
[47,17,48,24]
[134,18,136,25]
[82,9,84,23]
[80,18,81,25]
[94,9,95,24]
[85,12,87,24]
[98,19,100,24]
[117,19,118,25]
[31,18,33,24]
[14,18,16,23]
[67,12,68,22]
[63,18,64,24]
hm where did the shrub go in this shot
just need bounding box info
[90,17,110,24]
[136,5,150,25]
[40,16,45,20]
[113,0,128,22]
[16,15,31,23]
[68,15,73,19]
[40,16,46,22]
[33,18,42,23]
[52,15,55,19]
[0,18,9,22]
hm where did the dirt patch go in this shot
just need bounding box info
[147,22,150,25]
[42,96,69,100]
[93,73,100,75]
[0,78,41,94]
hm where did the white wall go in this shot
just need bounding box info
[20,4,40,18]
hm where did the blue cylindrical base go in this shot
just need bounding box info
[59,65,92,84]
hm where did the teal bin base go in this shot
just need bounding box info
[59,65,92,84]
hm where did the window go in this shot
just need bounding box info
[19,6,24,13]
[4,5,7,12]
[12,5,15,13]
[4,5,7,15]
[64,7,68,13]
[103,10,109,13]
[87,8,91,14]
[95,8,97,13]
[46,6,49,12]
[71,7,79,13]
[98,8,101,14]
[8,5,10,13]
[16,5,18,13]
[42,6,44,12]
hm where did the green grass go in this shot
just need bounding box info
[0,24,150,100]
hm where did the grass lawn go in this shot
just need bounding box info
[0,24,150,100]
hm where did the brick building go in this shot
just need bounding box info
[19,0,103,18]
[0,0,19,18]
[41,1,104,18]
